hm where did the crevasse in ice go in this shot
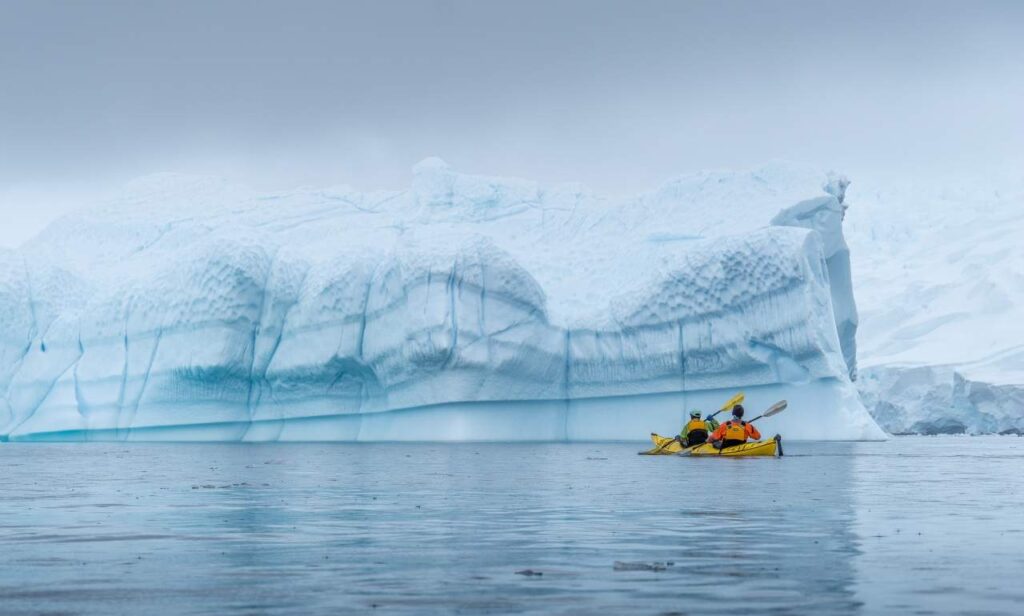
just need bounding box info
[0,160,885,441]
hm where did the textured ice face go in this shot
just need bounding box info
[0,161,884,441]
[858,365,1024,435]
[771,188,858,381]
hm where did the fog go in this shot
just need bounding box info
[1,0,1021,246]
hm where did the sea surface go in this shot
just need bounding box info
[1,437,1022,615]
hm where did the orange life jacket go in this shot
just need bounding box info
[723,420,749,442]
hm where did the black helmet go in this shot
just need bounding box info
[732,404,745,418]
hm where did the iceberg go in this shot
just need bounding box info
[0,160,884,441]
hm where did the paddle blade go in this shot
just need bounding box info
[718,391,745,412]
[762,400,788,418]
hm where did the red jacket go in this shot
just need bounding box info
[710,419,761,442]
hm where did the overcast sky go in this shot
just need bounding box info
[1,0,1022,246]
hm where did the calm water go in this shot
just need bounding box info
[1,437,1022,615]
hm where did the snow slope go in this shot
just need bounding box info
[846,177,1024,434]
[0,160,883,441]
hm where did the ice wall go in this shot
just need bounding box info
[845,175,1024,435]
[0,162,884,441]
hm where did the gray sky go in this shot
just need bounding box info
[1,0,1022,246]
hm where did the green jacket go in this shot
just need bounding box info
[681,417,719,439]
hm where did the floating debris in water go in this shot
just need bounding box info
[515,569,543,577]
[613,561,673,572]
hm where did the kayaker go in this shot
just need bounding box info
[679,410,719,447]
[708,404,760,449]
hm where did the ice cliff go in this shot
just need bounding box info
[846,177,1024,435]
[0,160,884,441]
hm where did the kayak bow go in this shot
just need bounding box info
[639,433,690,455]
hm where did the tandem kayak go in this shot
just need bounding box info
[684,435,782,457]
[640,433,783,456]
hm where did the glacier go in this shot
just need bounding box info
[0,160,884,441]
[845,176,1024,435]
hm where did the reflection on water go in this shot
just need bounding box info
[1,438,1021,615]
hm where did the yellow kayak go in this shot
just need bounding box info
[685,437,781,457]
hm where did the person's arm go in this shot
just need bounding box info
[706,418,719,432]
[709,423,726,441]
[680,423,691,439]
[747,423,762,440]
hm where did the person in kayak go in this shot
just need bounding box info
[679,410,719,447]
[708,404,761,449]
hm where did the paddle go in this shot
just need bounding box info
[646,392,745,454]
[746,400,787,424]
[710,400,787,455]
[706,391,745,423]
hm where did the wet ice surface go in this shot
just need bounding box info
[1,438,1022,615]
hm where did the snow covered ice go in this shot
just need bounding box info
[845,176,1024,435]
[0,160,884,441]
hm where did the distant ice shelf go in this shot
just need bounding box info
[0,160,885,441]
